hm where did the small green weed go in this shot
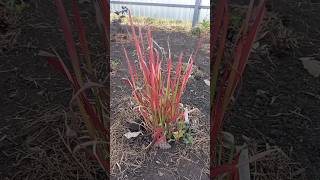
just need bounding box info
[191,19,210,36]
[0,0,29,14]
[110,59,120,71]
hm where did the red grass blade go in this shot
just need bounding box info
[123,47,136,88]
[71,0,92,71]
[227,2,266,113]
[239,0,266,75]
[55,0,83,85]
[47,56,108,138]
[211,2,229,99]
[211,153,240,179]
[176,60,193,104]
[47,57,73,82]
[95,0,110,51]
[148,29,154,67]
[54,0,109,135]
[128,11,143,62]
[69,82,105,107]
[211,1,266,179]
[165,53,172,96]
[172,52,183,93]
[139,27,146,59]
[211,0,227,49]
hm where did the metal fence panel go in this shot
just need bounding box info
[110,0,210,26]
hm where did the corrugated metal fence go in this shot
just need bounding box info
[110,0,210,27]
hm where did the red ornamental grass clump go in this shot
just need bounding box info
[211,0,266,179]
[41,0,111,173]
[124,11,202,146]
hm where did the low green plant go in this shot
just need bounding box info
[123,11,202,146]
[191,19,210,36]
[111,59,120,71]
[0,0,29,13]
[200,19,210,30]
[191,27,202,36]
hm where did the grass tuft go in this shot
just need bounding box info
[40,0,111,175]
[123,10,203,147]
[210,0,266,178]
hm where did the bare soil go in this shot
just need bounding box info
[224,1,320,179]
[0,1,108,179]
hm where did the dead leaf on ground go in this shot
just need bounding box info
[221,131,234,149]
[299,57,320,77]
[158,170,164,176]
[124,131,142,139]
[238,147,251,180]
[252,42,260,50]
[204,79,210,86]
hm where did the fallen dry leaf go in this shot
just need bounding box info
[124,131,142,139]
[238,147,251,180]
[221,131,234,149]
[252,42,260,50]
[158,170,164,176]
[299,57,320,77]
[204,79,210,86]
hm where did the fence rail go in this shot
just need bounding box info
[110,0,210,27]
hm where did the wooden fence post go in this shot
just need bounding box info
[192,0,202,27]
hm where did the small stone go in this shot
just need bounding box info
[37,90,45,96]
[158,171,164,176]
[204,79,210,86]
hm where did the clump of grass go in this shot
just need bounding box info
[123,11,202,147]
[211,0,266,178]
[40,0,111,175]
